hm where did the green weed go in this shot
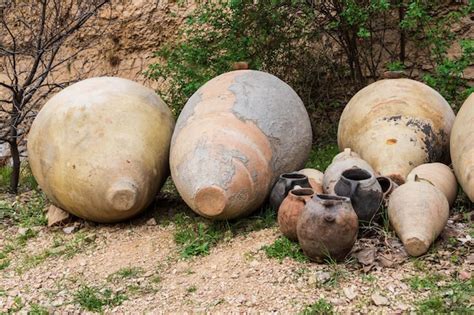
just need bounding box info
[108,267,144,281]
[416,278,473,313]
[305,144,339,172]
[28,303,49,314]
[0,191,47,227]
[74,285,127,312]
[262,236,308,263]
[173,205,276,258]
[299,298,334,315]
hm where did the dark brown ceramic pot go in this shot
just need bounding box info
[296,194,358,262]
[278,187,314,241]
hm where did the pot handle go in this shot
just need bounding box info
[348,180,359,198]
[324,214,336,223]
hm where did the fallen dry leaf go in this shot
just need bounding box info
[354,247,376,266]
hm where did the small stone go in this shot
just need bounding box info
[146,218,157,226]
[315,271,331,283]
[371,293,389,306]
[459,271,471,281]
[343,286,357,300]
[396,303,410,311]
[63,226,76,234]
[17,227,29,236]
[249,260,260,268]
[307,275,317,285]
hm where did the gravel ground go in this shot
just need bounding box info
[0,191,473,314]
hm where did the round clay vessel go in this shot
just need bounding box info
[388,180,449,256]
[170,70,312,219]
[334,168,383,224]
[338,79,455,185]
[270,173,311,210]
[298,168,324,194]
[323,148,375,194]
[376,176,399,204]
[406,162,457,206]
[297,194,358,262]
[278,187,314,241]
[450,93,474,202]
[28,77,175,223]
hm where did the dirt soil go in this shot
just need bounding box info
[0,189,472,314]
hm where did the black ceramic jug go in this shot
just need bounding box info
[269,172,311,210]
[334,168,383,224]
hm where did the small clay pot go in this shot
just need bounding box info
[270,173,311,210]
[298,168,324,194]
[323,148,375,194]
[297,194,358,262]
[278,187,314,241]
[377,176,399,204]
[334,168,383,224]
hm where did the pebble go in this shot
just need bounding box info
[63,226,76,234]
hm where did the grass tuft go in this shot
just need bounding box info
[304,144,339,172]
[299,298,334,315]
[74,285,127,312]
[262,236,308,263]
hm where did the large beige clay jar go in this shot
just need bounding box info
[388,180,449,256]
[338,79,455,184]
[450,93,474,202]
[322,148,375,194]
[170,70,312,220]
[406,163,457,206]
[28,77,175,223]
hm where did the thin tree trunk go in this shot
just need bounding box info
[399,0,406,63]
[9,140,20,194]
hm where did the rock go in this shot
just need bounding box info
[146,218,157,226]
[315,271,331,283]
[47,205,71,227]
[459,271,471,281]
[17,227,29,236]
[371,293,389,306]
[343,286,357,300]
[62,226,76,234]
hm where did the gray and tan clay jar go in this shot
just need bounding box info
[297,194,358,262]
[170,70,312,220]
[278,187,314,241]
[388,179,449,257]
[338,79,455,185]
[450,93,474,202]
[323,148,375,194]
[28,77,175,223]
[406,163,457,206]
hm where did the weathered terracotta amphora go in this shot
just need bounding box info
[170,70,312,219]
[297,195,358,262]
[338,79,455,184]
[270,173,311,210]
[278,187,314,241]
[334,168,383,224]
[450,93,474,202]
[28,77,175,223]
